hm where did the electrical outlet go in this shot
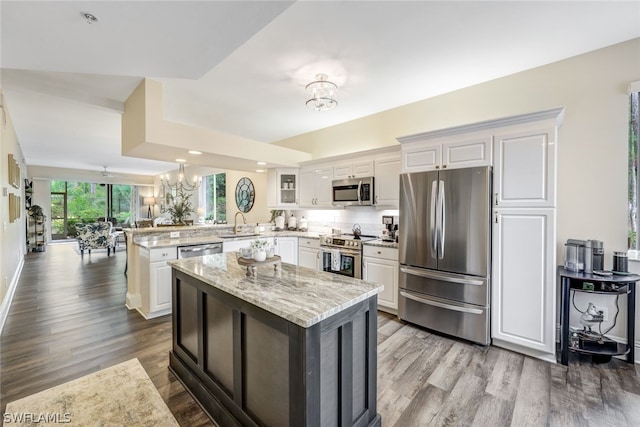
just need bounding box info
[170,231,180,238]
[596,307,609,322]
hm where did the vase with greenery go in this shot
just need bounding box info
[167,187,195,224]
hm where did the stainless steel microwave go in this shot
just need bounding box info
[332,177,375,206]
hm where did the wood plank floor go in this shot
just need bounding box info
[3,243,640,426]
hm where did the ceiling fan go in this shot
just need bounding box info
[101,166,114,178]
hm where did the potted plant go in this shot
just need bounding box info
[166,187,195,225]
[28,205,44,220]
[250,239,269,261]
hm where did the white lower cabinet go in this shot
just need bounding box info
[298,238,321,270]
[363,245,399,313]
[150,261,173,314]
[139,246,177,319]
[274,237,298,265]
[491,208,556,362]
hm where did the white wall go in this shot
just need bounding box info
[0,90,27,331]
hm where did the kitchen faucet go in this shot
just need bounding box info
[234,211,247,234]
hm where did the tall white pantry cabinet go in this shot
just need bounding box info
[491,109,563,363]
[399,107,564,362]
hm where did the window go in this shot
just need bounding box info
[628,84,639,250]
[201,173,226,223]
[50,181,131,239]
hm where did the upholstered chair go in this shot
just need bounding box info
[76,222,117,256]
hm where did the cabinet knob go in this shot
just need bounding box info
[435,165,440,169]
[495,193,499,206]
[377,251,381,254]
[442,165,447,169]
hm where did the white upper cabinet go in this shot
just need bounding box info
[299,165,333,208]
[333,160,374,180]
[493,125,556,208]
[399,132,492,173]
[374,154,401,208]
[267,168,299,209]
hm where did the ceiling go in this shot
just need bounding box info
[2,1,639,179]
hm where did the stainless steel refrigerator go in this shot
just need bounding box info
[398,166,491,345]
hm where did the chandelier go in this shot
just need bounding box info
[161,162,200,193]
[305,73,338,111]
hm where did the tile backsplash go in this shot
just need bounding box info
[290,208,399,237]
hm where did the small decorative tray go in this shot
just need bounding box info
[237,255,281,276]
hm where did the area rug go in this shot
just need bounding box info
[3,358,178,426]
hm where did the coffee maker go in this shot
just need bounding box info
[564,238,604,273]
[382,216,397,242]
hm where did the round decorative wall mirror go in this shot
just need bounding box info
[235,177,255,212]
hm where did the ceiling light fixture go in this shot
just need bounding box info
[256,169,265,173]
[188,150,202,155]
[305,73,338,111]
[161,162,200,193]
[82,12,98,24]
[257,161,267,166]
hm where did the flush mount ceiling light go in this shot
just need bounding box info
[305,73,338,111]
[82,12,98,24]
[188,150,202,155]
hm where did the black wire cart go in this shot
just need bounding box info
[559,267,640,365]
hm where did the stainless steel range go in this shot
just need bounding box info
[319,235,375,279]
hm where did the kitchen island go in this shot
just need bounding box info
[168,252,383,427]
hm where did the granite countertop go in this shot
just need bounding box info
[169,253,383,328]
[364,239,399,249]
[135,231,322,249]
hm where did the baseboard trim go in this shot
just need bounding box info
[0,257,25,335]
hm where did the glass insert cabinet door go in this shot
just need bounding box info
[280,173,296,204]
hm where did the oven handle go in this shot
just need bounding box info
[400,291,484,315]
[400,266,484,286]
[321,248,361,256]
[357,180,362,205]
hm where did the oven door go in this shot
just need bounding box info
[320,248,362,279]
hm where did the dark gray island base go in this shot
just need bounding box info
[168,253,382,427]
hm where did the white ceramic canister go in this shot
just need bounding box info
[275,215,285,230]
[298,216,308,231]
[288,214,297,230]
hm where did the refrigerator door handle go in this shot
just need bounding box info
[400,266,485,286]
[437,180,445,259]
[400,291,484,315]
[430,180,438,258]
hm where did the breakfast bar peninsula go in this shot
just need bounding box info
[168,253,382,427]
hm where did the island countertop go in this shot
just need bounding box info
[169,252,383,328]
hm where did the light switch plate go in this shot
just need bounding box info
[170,231,180,238]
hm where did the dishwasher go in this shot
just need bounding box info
[177,243,223,259]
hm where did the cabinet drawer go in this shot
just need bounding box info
[363,245,398,260]
[150,247,177,262]
[298,237,320,249]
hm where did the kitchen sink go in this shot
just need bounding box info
[216,232,259,239]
